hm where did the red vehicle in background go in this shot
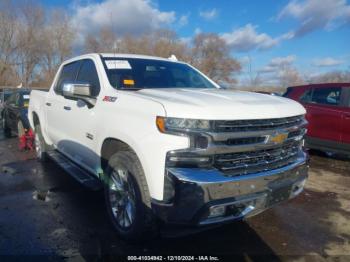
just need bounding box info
[284,83,350,155]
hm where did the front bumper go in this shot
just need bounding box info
[152,151,308,225]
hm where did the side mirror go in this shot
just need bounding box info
[62,82,96,107]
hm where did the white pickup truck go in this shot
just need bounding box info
[29,53,308,240]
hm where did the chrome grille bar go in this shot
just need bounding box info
[214,115,305,133]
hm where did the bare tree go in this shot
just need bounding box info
[310,70,350,83]
[84,26,117,53]
[15,2,45,86]
[150,29,190,61]
[278,65,303,87]
[39,9,74,86]
[1,1,243,88]
[0,0,19,85]
[191,33,241,84]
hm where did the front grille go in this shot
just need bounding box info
[214,115,304,132]
[167,115,306,177]
[214,140,301,177]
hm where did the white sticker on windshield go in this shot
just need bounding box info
[105,60,131,70]
[23,95,30,99]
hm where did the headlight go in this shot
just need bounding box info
[156,116,211,133]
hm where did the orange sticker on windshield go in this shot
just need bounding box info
[123,79,135,85]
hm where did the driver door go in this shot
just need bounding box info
[59,59,101,173]
[46,61,81,150]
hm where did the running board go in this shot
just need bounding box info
[47,151,102,191]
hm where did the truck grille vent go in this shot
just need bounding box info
[214,141,301,177]
[225,137,265,146]
[214,115,304,132]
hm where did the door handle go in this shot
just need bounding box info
[46,102,51,106]
[63,106,71,111]
[344,113,350,119]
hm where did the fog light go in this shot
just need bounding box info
[209,205,226,218]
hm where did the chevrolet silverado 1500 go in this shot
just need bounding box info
[29,53,308,240]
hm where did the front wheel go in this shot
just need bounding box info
[104,150,157,241]
[17,120,25,137]
[34,124,48,162]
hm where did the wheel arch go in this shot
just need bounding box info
[32,111,40,126]
[100,137,138,172]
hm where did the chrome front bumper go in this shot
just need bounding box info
[151,151,308,225]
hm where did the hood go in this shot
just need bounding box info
[134,88,306,120]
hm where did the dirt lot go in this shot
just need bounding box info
[0,130,350,261]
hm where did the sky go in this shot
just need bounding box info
[40,0,350,85]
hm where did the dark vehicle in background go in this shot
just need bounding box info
[1,89,31,138]
[284,83,350,155]
[0,90,13,120]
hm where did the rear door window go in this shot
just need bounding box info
[54,61,81,94]
[310,87,341,106]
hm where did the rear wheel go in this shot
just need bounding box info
[3,117,12,138]
[104,150,158,241]
[34,124,48,162]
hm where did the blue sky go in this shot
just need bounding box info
[40,0,350,84]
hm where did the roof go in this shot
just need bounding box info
[289,83,350,89]
[62,53,184,67]
[99,53,176,62]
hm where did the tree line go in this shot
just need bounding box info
[0,1,241,88]
[0,1,349,89]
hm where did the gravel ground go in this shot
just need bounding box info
[0,131,349,261]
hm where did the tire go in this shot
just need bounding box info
[34,124,48,162]
[3,117,12,138]
[17,120,25,138]
[104,150,158,241]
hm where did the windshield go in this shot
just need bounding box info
[102,57,216,90]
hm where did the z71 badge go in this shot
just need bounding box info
[103,96,117,102]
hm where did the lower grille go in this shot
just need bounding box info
[214,141,301,177]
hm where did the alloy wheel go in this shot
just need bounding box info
[35,133,42,159]
[108,168,136,229]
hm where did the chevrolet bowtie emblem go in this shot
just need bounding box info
[270,132,288,144]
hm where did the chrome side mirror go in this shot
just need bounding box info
[62,82,96,107]
[62,82,91,97]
